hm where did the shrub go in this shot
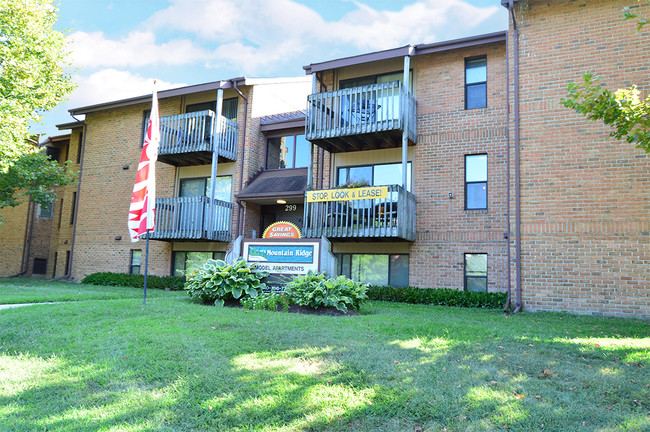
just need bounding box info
[241,292,291,312]
[184,258,269,306]
[285,271,368,312]
[366,285,507,309]
[82,272,185,291]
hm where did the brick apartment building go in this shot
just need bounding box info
[1,0,647,318]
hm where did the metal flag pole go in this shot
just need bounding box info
[143,229,150,305]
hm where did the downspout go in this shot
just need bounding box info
[52,116,86,281]
[231,80,248,239]
[508,0,522,313]
[504,26,512,312]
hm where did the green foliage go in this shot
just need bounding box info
[367,285,507,309]
[0,0,77,210]
[562,72,650,153]
[240,292,291,312]
[285,271,368,312]
[623,2,647,31]
[81,272,185,291]
[184,258,269,306]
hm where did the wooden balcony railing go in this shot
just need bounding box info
[303,184,416,241]
[306,81,416,148]
[158,110,237,162]
[147,196,233,242]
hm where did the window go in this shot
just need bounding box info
[33,258,47,275]
[340,71,413,124]
[338,254,409,287]
[45,146,60,162]
[266,134,310,169]
[179,176,232,202]
[38,202,53,218]
[70,192,77,224]
[64,251,70,275]
[465,56,487,109]
[337,162,412,190]
[76,131,83,164]
[465,154,487,210]
[465,253,487,292]
[57,199,64,228]
[130,250,142,275]
[141,109,151,146]
[173,251,225,277]
[186,97,238,122]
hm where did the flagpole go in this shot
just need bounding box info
[143,229,150,305]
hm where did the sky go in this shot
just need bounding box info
[37,0,508,137]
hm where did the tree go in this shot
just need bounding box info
[561,3,649,153]
[0,0,76,210]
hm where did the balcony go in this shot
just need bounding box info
[147,196,233,242]
[158,110,238,166]
[303,184,416,241]
[306,81,416,153]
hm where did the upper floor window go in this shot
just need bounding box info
[38,202,53,218]
[340,70,413,92]
[186,97,238,122]
[179,176,232,202]
[337,162,412,190]
[266,133,310,169]
[465,56,487,109]
[141,109,151,147]
[465,154,487,210]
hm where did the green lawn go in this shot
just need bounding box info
[0,278,182,304]
[0,281,648,432]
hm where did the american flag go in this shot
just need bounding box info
[128,89,160,242]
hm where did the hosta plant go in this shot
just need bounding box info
[285,271,368,312]
[184,258,269,306]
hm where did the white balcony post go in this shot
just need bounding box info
[402,55,411,190]
[208,88,224,236]
[308,74,317,189]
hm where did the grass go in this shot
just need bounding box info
[0,280,648,431]
[0,278,182,304]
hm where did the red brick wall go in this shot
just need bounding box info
[409,42,509,292]
[512,0,650,317]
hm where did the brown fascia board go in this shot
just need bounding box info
[56,121,85,131]
[69,77,246,115]
[303,31,507,74]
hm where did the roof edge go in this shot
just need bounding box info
[303,31,507,74]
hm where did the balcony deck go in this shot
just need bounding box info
[147,196,233,242]
[305,81,416,153]
[157,110,238,166]
[303,185,416,241]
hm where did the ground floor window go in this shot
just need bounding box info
[337,253,409,287]
[129,250,142,275]
[173,251,226,277]
[464,253,487,292]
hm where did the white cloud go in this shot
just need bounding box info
[68,69,187,107]
[65,0,502,76]
[69,30,207,68]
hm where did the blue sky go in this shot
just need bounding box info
[37,0,508,137]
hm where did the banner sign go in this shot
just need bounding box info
[243,240,320,275]
[306,186,388,202]
[262,221,301,239]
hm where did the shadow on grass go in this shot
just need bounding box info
[0,300,647,431]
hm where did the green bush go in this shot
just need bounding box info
[82,272,185,291]
[241,292,291,312]
[285,271,368,313]
[367,285,507,309]
[184,258,269,306]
